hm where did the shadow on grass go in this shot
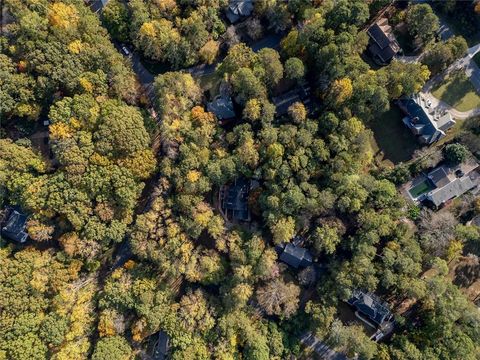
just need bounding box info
[369,106,421,164]
[432,73,480,112]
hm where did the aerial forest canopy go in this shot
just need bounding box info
[1,0,480,359]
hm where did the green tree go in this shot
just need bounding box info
[270,217,296,244]
[444,143,468,164]
[406,4,440,45]
[92,336,133,360]
[284,57,305,81]
[102,0,130,42]
[257,48,284,89]
[231,68,267,105]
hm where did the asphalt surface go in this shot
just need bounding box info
[300,333,348,360]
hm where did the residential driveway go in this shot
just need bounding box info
[437,16,455,41]
[299,333,348,360]
[422,41,480,116]
[420,90,480,120]
[130,51,155,86]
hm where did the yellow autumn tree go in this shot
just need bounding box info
[199,40,220,65]
[48,3,79,30]
[328,77,353,106]
[49,122,74,140]
[68,40,83,54]
[187,170,201,183]
[118,149,156,180]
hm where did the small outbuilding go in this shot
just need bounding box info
[1,208,28,243]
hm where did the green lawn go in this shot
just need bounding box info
[370,106,420,165]
[409,179,434,199]
[432,73,480,112]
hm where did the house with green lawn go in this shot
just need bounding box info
[407,161,480,208]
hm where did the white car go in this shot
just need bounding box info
[121,45,130,56]
[426,99,432,108]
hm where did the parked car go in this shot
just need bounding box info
[121,44,130,56]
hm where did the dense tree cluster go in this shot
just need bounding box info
[1,0,155,259]
[0,247,95,359]
[1,1,479,359]
[103,0,227,68]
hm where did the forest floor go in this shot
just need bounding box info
[449,256,480,302]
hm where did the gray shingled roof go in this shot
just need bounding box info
[279,243,313,269]
[221,178,250,221]
[427,175,477,207]
[1,209,28,243]
[427,167,450,188]
[226,0,253,23]
[398,95,455,145]
[347,290,392,326]
[207,96,235,120]
[153,331,169,360]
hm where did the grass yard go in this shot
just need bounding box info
[370,106,420,165]
[408,179,434,199]
[432,73,480,112]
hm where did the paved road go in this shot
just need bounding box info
[300,333,348,360]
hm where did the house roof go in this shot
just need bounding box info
[428,167,450,188]
[153,331,169,360]
[427,174,478,207]
[222,178,250,221]
[348,290,392,326]
[367,19,401,63]
[207,96,235,120]
[398,95,455,144]
[226,0,253,23]
[368,43,397,63]
[279,243,313,269]
[1,209,28,243]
